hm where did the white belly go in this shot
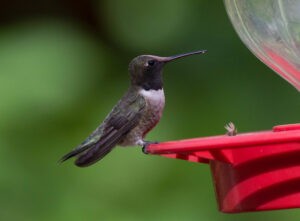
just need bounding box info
[119,89,165,146]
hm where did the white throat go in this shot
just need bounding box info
[139,88,165,106]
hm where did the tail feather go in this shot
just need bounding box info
[75,143,114,167]
[59,112,140,166]
[59,134,118,167]
[59,144,93,163]
[74,132,119,167]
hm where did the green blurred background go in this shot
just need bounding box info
[0,0,300,220]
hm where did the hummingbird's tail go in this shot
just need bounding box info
[75,142,115,167]
[60,94,145,167]
[59,142,115,167]
[59,144,92,163]
[59,132,120,167]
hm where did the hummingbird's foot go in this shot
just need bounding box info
[142,141,159,154]
[225,122,237,136]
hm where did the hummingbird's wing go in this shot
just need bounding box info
[60,90,146,167]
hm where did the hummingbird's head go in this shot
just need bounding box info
[128,50,207,90]
[129,55,165,90]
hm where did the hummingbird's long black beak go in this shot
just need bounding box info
[158,50,207,63]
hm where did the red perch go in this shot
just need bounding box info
[146,123,300,213]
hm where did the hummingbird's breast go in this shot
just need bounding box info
[139,88,165,131]
[119,88,165,146]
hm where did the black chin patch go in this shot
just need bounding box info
[141,81,163,90]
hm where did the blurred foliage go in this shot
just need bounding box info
[0,0,299,221]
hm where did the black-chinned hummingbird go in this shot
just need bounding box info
[60,50,207,167]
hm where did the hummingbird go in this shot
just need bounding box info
[60,50,207,167]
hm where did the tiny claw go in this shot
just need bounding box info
[225,122,237,136]
[142,141,159,154]
[142,145,149,154]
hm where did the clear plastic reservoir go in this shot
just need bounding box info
[224,0,300,91]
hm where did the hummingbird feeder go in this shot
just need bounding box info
[146,0,300,213]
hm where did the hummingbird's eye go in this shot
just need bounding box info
[147,60,155,66]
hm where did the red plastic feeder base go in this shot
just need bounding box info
[146,123,300,213]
